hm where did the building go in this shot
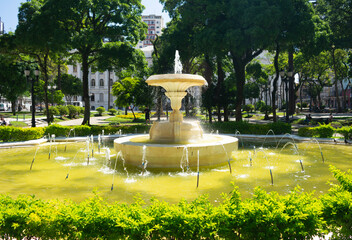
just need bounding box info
[67,65,118,110]
[0,17,4,35]
[65,15,164,110]
[136,14,164,49]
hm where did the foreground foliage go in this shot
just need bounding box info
[0,187,324,240]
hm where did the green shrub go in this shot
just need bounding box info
[44,106,60,122]
[67,105,79,118]
[96,107,105,116]
[243,104,254,113]
[44,124,151,137]
[0,186,325,240]
[0,126,44,142]
[79,106,85,114]
[302,102,308,108]
[202,121,291,135]
[312,124,335,138]
[56,105,69,117]
[321,167,352,239]
[255,100,265,111]
[336,126,352,139]
[108,108,117,115]
[298,127,313,137]
[330,121,342,129]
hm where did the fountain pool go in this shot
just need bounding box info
[0,140,350,204]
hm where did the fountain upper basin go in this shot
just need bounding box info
[146,74,207,92]
[114,134,238,168]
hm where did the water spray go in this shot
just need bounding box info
[299,160,304,172]
[196,150,200,188]
[270,169,274,185]
[86,137,90,165]
[90,135,94,158]
[30,147,40,170]
[98,134,101,153]
[111,151,119,191]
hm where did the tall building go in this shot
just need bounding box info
[0,17,4,35]
[137,14,164,49]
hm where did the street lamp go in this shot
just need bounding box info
[24,67,39,127]
[48,84,57,106]
[279,69,294,122]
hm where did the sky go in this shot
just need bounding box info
[0,0,170,33]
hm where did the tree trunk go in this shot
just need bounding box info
[332,48,342,112]
[57,62,62,90]
[341,81,347,111]
[81,52,91,125]
[156,87,163,121]
[208,107,212,123]
[108,70,111,110]
[288,50,295,115]
[216,58,224,122]
[224,105,229,122]
[185,94,190,117]
[232,56,245,122]
[43,55,51,125]
[272,44,280,122]
[11,100,16,116]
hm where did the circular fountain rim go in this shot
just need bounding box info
[114,134,238,147]
[146,74,207,87]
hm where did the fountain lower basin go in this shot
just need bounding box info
[114,134,238,168]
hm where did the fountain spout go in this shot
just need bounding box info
[174,50,183,74]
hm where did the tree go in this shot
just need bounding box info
[16,0,67,125]
[95,42,149,110]
[59,74,82,104]
[45,0,147,125]
[317,0,352,49]
[161,0,316,121]
[112,77,148,119]
[0,54,28,115]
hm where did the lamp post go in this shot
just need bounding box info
[280,70,294,122]
[25,67,39,127]
[48,84,57,106]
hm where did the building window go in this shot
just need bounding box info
[91,106,95,110]
[99,79,104,87]
[109,79,113,86]
[73,96,78,101]
[91,93,95,102]
[73,65,77,73]
[91,79,96,87]
[99,93,104,102]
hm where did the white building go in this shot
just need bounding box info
[0,17,4,35]
[137,15,164,49]
[67,65,118,110]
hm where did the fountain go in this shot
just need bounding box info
[114,51,238,168]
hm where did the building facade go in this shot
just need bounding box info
[67,64,118,110]
[137,15,164,49]
[0,17,4,35]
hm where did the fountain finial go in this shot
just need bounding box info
[174,50,183,74]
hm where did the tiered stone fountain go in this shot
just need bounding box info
[114,51,238,168]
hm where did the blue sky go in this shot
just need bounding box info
[0,0,170,33]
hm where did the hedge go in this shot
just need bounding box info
[298,124,352,139]
[202,121,291,135]
[0,126,45,142]
[0,187,325,240]
[2,166,352,240]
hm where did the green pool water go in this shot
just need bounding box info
[0,140,350,204]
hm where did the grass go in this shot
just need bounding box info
[8,121,28,127]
